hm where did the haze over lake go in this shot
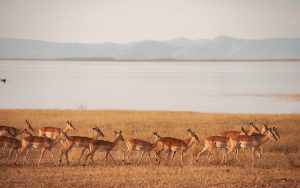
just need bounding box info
[0,60,300,113]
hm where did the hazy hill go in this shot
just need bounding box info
[0,36,299,59]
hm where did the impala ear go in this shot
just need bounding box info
[119,131,122,134]
[114,131,117,134]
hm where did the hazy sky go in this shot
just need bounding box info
[0,0,300,43]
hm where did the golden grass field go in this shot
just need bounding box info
[0,109,299,187]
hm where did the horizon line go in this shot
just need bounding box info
[1,35,300,45]
[1,58,300,62]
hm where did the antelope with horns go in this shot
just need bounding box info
[153,131,200,167]
[196,127,248,164]
[59,127,104,165]
[83,131,124,167]
[123,133,160,166]
[227,128,278,163]
[0,130,32,163]
[0,120,33,137]
[0,120,34,154]
[154,128,195,163]
[14,131,63,167]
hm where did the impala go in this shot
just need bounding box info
[243,124,280,157]
[39,120,75,147]
[153,131,200,167]
[14,131,63,167]
[196,127,247,164]
[59,127,104,165]
[196,135,229,164]
[154,129,195,163]
[196,127,248,164]
[0,130,31,163]
[0,120,33,137]
[83,131,124,167]
[123,133,159,166]
[227,128,277,163]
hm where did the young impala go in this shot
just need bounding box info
[0,130,31,163]
[0,120,34,137]
[59,127,104,165]
[83,131,124,167]
[123,133,159,166]
[14,131,63,167]
[153,131,200,167]
[227,128,277,163]
[39,121,75,147]
[196,127,248,164]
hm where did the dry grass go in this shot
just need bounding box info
[0,109,299,187]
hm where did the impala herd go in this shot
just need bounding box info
[0,120,280,167]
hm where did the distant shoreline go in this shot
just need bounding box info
[1,58,300,62]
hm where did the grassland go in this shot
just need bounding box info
[0,109,299,187]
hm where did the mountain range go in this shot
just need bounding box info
[0,36,299,59]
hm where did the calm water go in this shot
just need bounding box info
[0,60,300,113]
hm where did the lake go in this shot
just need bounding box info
[0,60,300,113]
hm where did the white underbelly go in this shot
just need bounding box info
[45,132,55,138]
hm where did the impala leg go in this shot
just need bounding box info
[258,146,263,159]
[251,148,256,166]
[108,152,116,165]
[180,150,183,167]
[104,152,109,166]
[49,150,57,166]
[64,149,71,165]
[170,151,176,160]
[227,146,240,163]
[147,152,152,165]
[90,151,96,167]
[24,149,30,164]
[196,145,208,162]
[37,148,47,167]
[14,149,23,164]
[77,147,87,165]
[60,139,67,148]
[235,149,240,160]
[207,147,214,160]
[167,150,173,165]
[156,147,166,165]
[126,150,133,164]
[122,150,128,165]
[224,148,227,164]
[221,148,227,164]
[234,148,241,163]
[136,151,145,166]
[83,151,92,166]
[14,145,29,164]
[59,148,65,165]
[4,148,15,163]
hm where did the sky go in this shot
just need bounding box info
[0,0,300,43]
